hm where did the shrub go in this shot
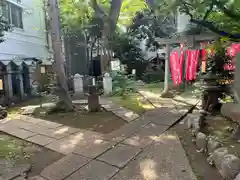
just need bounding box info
[141,66,165,83]
[111,71,136,97]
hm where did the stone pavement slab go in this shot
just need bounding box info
[35,119,62,129]
[73,98,139,122]
[123,123,168,148]
[111,131,197,180]
[143,107,182,126]
[54,126,80,135]
[103,118,150,143]
[101,101,139,122]
[46,131,104,154]
[18,116,45,124]
[73,139,116,158]
[65,160,119,180]
[26,134,56,146]
[45,139,76,154]
[1,119,69,139]
[17,115,62,129]
[97,144,142,168]
[1,125,36,139]
[41,154,91,180]
[29,176,47,180]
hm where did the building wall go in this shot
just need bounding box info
[0,0,51,61]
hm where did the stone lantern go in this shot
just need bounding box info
[201,73,222,112]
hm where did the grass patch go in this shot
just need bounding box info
[0,133,63,177]
[110,94,154,115]
[0,133,40,160]
[142,82,164,89]
[32,106,126,134]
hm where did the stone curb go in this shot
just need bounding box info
[186,113,240,180]
[72,98,140,123]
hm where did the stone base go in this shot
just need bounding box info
[72,93,85,100]
[221,103,240,124]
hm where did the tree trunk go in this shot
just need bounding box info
[100,21,110,74]
[48,0,74,111]
[93,0,123,74]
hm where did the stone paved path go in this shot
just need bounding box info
[0,98,198,180]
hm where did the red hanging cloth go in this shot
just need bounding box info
[178,44,185,84]
[186,50,200,81]
[185,50,191,81]
[170,51,180,85]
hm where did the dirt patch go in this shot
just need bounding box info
[0,133,63,178]
[171,123,223,180]
[32,106,126,134]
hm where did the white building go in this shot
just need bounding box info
[0,0,52,103]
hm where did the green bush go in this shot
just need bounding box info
[111,71,136,97]
[141,66,165,83]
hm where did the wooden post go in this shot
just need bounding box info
[163,44,170,94]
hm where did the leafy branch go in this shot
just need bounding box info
[178,0,240,40]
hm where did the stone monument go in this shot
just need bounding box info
[103,73,112,96]
[87,85,100,112]
[73,73,83,95]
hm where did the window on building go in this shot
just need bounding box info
[0,1,23,29]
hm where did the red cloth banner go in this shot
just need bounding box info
[185,50,191,81]
[193,50,200,79]
[170,51,181,85]
[178,44,185,84]
[186,50,200,81]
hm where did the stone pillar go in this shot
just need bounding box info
[6,64,13,99]
[18,65,25,98]
[88,85,100,112]
[103,73,112,95]
[73,73,84,95]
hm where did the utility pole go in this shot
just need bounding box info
[47,0,73,110]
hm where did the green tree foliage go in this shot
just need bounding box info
[60,0,146,32]
[129,9,176,50]
[0,1,11,43]
[110,32,147,77]
[60,0,93,31]
[157,0,240,40]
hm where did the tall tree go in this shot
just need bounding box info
[48,0,74,111]
[91,0,123,73]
